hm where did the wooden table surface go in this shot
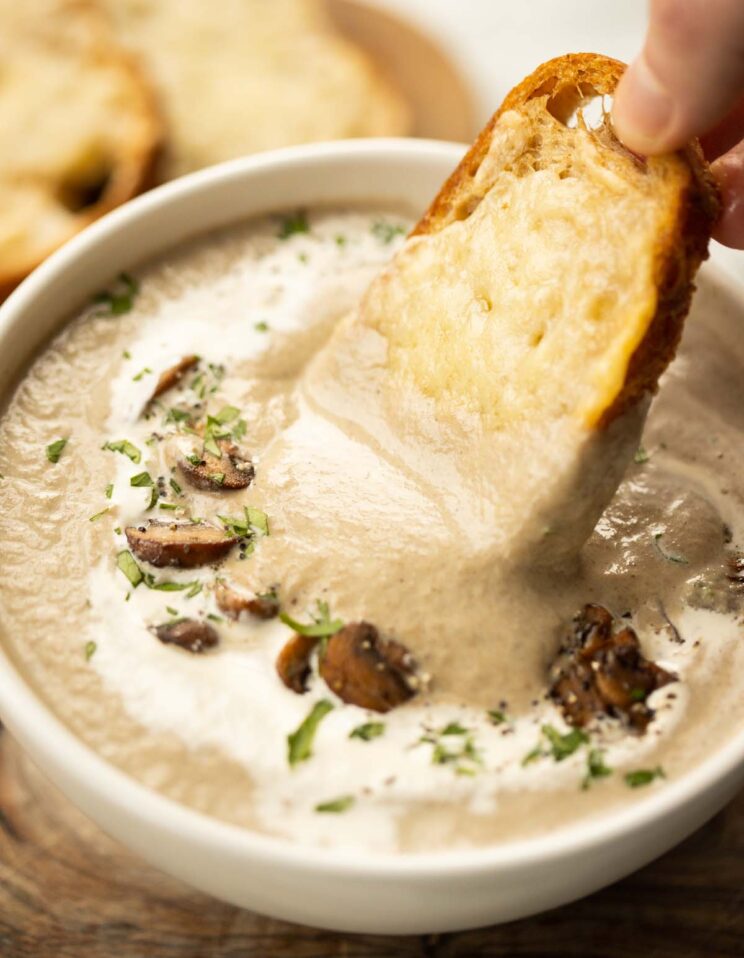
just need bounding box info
[1,724,742,958]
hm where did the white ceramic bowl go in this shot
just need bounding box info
[1,140,743,935]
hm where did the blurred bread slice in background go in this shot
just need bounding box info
[101,0,412,180]
[0,0,162,300]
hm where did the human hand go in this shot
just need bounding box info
[612,0,744,248]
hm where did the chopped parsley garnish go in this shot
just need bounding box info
[245,506,269,536]
[371,220,406,244]
[625,766,665,788]
[186,453,202,466]
[146,487,159,511]
[169,478,182,496]
[315,795,354,814]
[46,438,68,463]
[218,506,270,539]
[232,418,248,441]
[159,502,179,511]
[214,405,240,424]
[130,471,154,487]
[298,252,308,264]
[103,439,141,463]
[287,699,334,766]
[278,211,309,240]
[84,640,97,661]
[123,350,132,360]
[92,272,139,316]
[186,581,202,598]
[165,407,191,427]
[279,600,344,638]
[634,446,650,464]
[335,234,347,247]
[144,576,199,593]
[116,550,144,588]
[105,483,114,499]
[630,687,648,702]
[652,532,688,565]
[89,507,110,522]
[487,709,508,725]
[207,613,224,623]
[420,723,482,775]
[523,724,589,765]
[166,606,178,616]
[350,722,385,742]
[582,749,613,790]
[254,321,269,333]
[132,367,152,382]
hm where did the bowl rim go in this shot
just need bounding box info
[1,137,743,877]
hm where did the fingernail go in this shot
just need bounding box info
[614,56,675,151]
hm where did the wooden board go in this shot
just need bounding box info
[1,725,742,957]
[327,0,478,142]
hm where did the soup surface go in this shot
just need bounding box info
[0,208,743,852]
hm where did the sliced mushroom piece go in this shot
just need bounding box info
[276,633,319,693]
[149,355,199,402]
[179,441,254,492]
[215,582,279,620]
[549,604,676,732]
[125,520,237,568]
[319,621,418,713]
[726,551,744,588]
[154,618,219,654]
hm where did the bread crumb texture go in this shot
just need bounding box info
[101,0,411,180]
[0,0,161,298]
[365,54,718,429]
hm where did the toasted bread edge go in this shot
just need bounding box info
[410,53,721,428]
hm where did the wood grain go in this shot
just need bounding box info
[0,724,742,957]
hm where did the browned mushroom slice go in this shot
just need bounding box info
[215,582,278,620]
[726,551,744,588]
[549,604,676,732]
[319,621,417,713]
[276,633,319,693]
[125,520,237,568]
[179,441,254,492]
[154,618,219,653]
[149,355,199,401]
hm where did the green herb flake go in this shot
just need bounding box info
[159,502,179,511]
[652,532,688,565]
[145,576,199,593]
[315,795,354,814]
[116,550,143,588]
[278,211,309,240]
[103,439,141,464]
[349,722,385,742]
[186,581,202,599]
[132,366,153,382]
[371,221,406,244]
[92,272,139,316]
[254,321,269,333]
[582,749,613,790]
[279,600,344,638]
[335,234,347,247]
[105,483,114,499]
[521,746,543,767]
[287,699,334,766]
[487,709,508,725]
[232,418,248,440]
[212,473,226,486]
[169,478,182,496]
[166,606,178,616]
[214,405,240,424]
[46,438,68,463]
[245,506,269,536]
[88,507,111,522]
[122,350,132,360]
[130,471,154,487]
[186,453,202,467]
[542,724,589,761]
[634,446,650,464]
[630,687,648,702]
[625,766,666,789]
[441,721,468,736]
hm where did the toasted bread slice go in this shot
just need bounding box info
[364,53,719,430]
[101,0,411,181]
[0,0,162,301]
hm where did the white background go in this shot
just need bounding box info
[371,0,742,280]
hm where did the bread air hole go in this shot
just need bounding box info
[546,83,612,132]
[56,156,113,213]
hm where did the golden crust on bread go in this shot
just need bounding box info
[0,0,162,301]
[406,53,719,428]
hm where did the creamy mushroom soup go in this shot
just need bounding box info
[1,208,743,852]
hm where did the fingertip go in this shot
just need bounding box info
[710,151,744,249]
[612,56,680,156]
